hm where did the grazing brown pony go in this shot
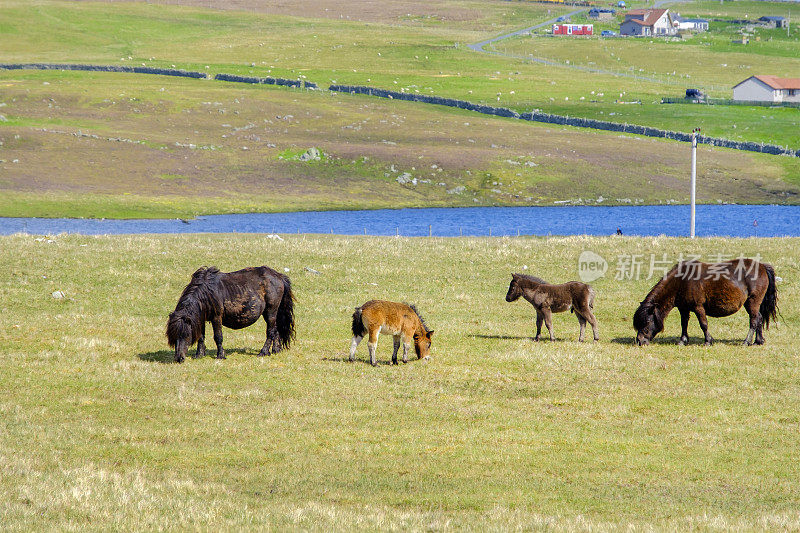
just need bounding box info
[505,273,599,342]
[166,266,295,363]
[350,300,434,366]
[633,258,778,346]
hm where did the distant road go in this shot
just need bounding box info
[467,7,589,54]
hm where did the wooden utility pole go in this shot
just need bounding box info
[690,128,700,238]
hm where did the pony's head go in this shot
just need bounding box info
[166,310,196,363]
[505,274,523,302]
[413,330,435,360]
[408,304,434,360]
[633,300,664,346]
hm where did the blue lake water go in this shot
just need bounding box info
[1,205,799,237]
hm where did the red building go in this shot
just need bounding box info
[552,24,594,35]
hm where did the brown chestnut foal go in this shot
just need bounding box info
[350,300,434,366]
[505,273,599,342]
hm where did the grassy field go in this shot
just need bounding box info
[2,0,800,219]
[1,233,799,529]
[3,0,800,148]
[3,68,798,218]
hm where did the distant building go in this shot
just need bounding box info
[674,15,709,32]
[552,24,593,36]
[588,8,615,20]
[733,75,800,103]
[620,9,676,36]
[758,16,787,28]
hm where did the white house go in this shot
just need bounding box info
[733,76,800,103]
[674,15,709,32]
[620,9,676,36]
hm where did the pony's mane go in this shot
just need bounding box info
[639,264,679,305]
[178,266,221,301]
[514,273,548,286]
[406,303,430,333]
[167,266,223,346]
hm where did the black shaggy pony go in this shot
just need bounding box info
[166,266,295,363]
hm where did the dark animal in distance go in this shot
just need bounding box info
[505,273,599,342]
[166,266,295,363]
[350,300,434,366]
[633,258,778,346]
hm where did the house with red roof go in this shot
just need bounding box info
[733,76,800,103]
[620,9,676,36]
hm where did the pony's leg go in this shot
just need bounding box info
[534,310,544,342]
[577,314,587,342]
[195,321,206,358]
[743,297,760,345]
[391,335,401,365]
[678,308,690,345]
[258,311,275,357]
[694,307,713,346]
[349,336,363,362]
[368,328,380,367]
[402,341,410,364]
[754,314,766,345]
[257,321,271,357]
[258,308,280,356]
[268,308,283,354]
[586,310,600,341]
[542,308,555,341]
[212,318,226,359]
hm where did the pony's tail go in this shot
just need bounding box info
[351,307,367,338]
[760,264,779,330]
[276,275,296,350]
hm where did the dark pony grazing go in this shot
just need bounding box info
[166,266,295,363]
[350,300,434,366]
[633,258,778,346]
[505,273,599,342]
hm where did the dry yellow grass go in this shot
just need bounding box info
[1,233,799,529]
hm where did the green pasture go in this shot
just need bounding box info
[2,0,800,149]
[1,233,799,529]
[686,0,800,20]
[2,69,799,218]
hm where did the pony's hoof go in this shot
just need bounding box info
[533,337,540,342]
[703,340,713,347]
[175,357,185,364]
[754,339,765,346]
